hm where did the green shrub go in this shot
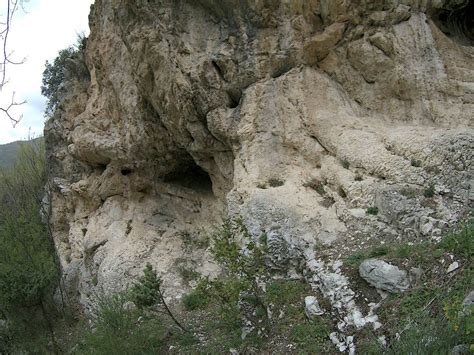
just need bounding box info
[0,139,61,352]
[303,178,326,195]
[129,263,187,332]
[182,291,208,311]
[41,35,88,117]
[367,206,379,215]
[209,219,270,334]
[268,178,284,187]
[75,294,166,354]
[438,220,473,258]
[341,159,350,169]
[183,279,211,311]
[0,143,55,300]
[423,185,435,198]
[410,159,422,167]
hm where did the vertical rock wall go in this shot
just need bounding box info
[45,0,473,314]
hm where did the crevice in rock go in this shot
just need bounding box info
[211,60,228,82]
[271,63,293,79]
[226,88,242,108]
[309,134,331,154]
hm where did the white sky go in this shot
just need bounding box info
[0,0,94,144]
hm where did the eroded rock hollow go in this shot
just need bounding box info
[45,0,473,328]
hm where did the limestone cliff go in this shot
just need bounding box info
[45,0,473,344]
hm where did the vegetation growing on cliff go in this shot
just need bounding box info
[41,35,87,117]
[0,139,61,353]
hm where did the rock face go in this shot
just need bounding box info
[359,259,410,293]
[45,0,474,314]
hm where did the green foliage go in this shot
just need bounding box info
[410,158,422,167]
[129,263,187,332]
[41,35,88,117]
[211,219,267,278]
[423,185,435,198]
[129,263,162,309]
[303,178,326,195]
[341,159,350,169]
[383,314,462,354]
[182,278,210,311]
[75,294,166,354]
[290,320,332,353]
[265,280,308,306]
[344,245,388,267]
[438,219,473,258]
[367,206,379,215]
[267,178,284,187]
[182,291,207,311]
[363,220,474,354]
[0,140,58,309]
[194,219,271,337]
[0,139,60,353]
[0,138,42,170]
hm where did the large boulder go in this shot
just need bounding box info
[359,259,410,293]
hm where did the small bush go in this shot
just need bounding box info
[177,265,200,283]
[367,206,379,215]
[341,159,350,169]
[182,290,209,311]
[303,178,326,195]
[41,35,89,117]
[410,159,422,167]
[355,174,363,181]
[423,185,435,198]
[268,178,284,187]
[76,294,166,354]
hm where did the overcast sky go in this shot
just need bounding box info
[0,0,94,144]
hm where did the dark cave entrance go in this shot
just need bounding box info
[434,0,474,45]
[163,160,213,193]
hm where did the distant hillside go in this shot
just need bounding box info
[0,138,42,170]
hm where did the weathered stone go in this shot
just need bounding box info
[460,290,474,317]
[305,296,325,319]
[447,261,460,273]
[359,259,410,293]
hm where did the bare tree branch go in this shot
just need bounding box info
[1,0,26,124]
[0,91,25,126]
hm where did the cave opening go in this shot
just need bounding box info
[435,0,474,45]
[163,160,213,193]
